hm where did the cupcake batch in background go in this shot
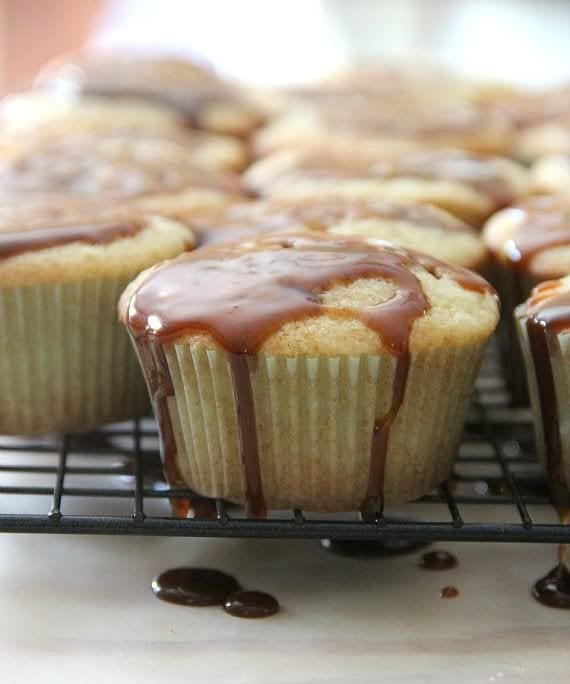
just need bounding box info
[0,52,569,516]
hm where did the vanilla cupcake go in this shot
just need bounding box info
[35,52,265,138]
[244,146,528,226]
[483,194,570,403]
[530,154,570,195]
[0,203,196,435]
[120,232,498,514]
[0,128,248,174]
[515,278,570,504]
[514,117,570,163]
[483,194,570,294]
[252,92,513,157]
[195,197,486,269]
[0,133,243,221]
[0,92,187,138]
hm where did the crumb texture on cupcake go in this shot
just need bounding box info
[122,232,498,514]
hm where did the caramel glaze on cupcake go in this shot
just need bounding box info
[0,135,242,196]
[483,194,570,284]
[193,196,486,269]
[516,277,570,505]
[35,52,266,138]
[0,127,249,174]
[0,133,245,225]
[120,232,498,515]
[244,145,528,226]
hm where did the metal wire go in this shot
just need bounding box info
[0,345,568,542]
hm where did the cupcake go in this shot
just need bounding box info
[514,117,570,163]
[252,92,513,157]
[0,92,187,138]
[244,146,528,226]
[0,202,196,435]
[483,194,570,294]
[530,154,570,195]
[483,194,570,403]
[194,196,486,269]
[0,132,243,220]
[35,52,266,138]
[0,128,248,174]
[515,277,570,505]
[120,232,499,514]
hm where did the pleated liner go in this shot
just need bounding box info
[163,340,487,512]
[0,277,149,435]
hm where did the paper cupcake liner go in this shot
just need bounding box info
[516,311,570,493]
[0,277,149,435]
[159,340,487,512]
[491,263,539,405]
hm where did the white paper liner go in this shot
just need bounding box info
[161,340,488,512]
[0,277,149,435]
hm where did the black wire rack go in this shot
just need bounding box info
[0,342,568,543]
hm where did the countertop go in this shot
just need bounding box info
[0,500,568,683]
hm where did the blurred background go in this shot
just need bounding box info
[1,0,569,94]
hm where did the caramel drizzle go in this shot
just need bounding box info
[525,287,570,506]
[0,222,143,260]
[126,233,492,516]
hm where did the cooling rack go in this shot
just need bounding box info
[0,342,568,543]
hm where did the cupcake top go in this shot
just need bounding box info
[483,194,570,279]
[0,201,196,287]
[194,196,486,269]
[0,128,247,174]
[35,53,265,138]
[514,115,570,163]
[36,52,216,93]
[244,146,528,209]
[0,92,185,138]
[253,93,512,156]
[0,135,242,196]
[530,154,570,194]
[121,231,498,358]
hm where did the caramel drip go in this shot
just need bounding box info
[230,355,265,517]
[440,586,459,599]
[151,568,241,606]
[320,538,429,557]
[418,550,458,570]
[533,509,570,609]
[126,233,493,515]
[525,289,570,505]
[361,357,409,518]
[0,222,143,260]
[223,590,280,619]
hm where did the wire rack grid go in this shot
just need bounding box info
[0,343,568,543]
